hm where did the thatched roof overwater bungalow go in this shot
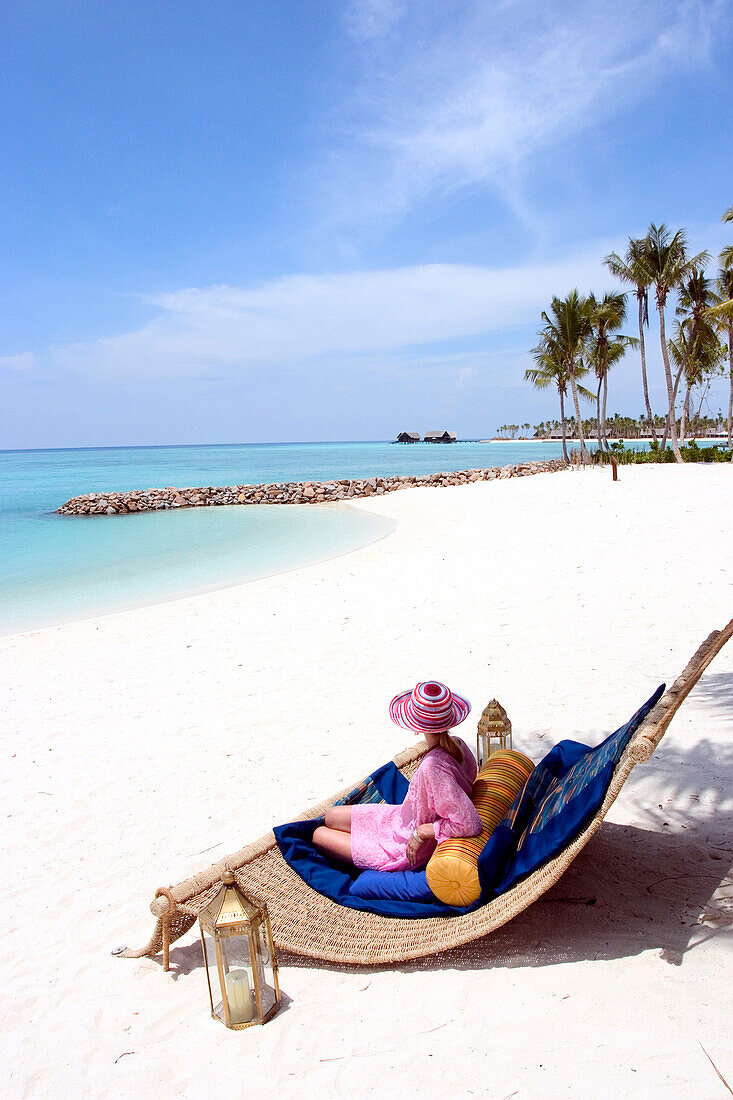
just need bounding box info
[424,430,457,443]
[396,431,421,443]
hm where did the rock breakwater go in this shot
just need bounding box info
[57,459,568,515]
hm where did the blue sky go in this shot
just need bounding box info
[1,0,732,447]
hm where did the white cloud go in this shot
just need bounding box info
[18,212,728,387]
[0,352,35,372]
[40,246,614,380]
[325,0,728,228]
[344,0,406,41]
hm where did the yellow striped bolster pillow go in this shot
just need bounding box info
[425,749,535,907]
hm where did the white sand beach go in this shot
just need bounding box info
[1,464,732,1099]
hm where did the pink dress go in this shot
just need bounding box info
[350,739,481,872]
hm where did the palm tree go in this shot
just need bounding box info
[690,336,725,429]
[669,321,723,442]
[706,268,733,447]
[604,238,657,441]
[672,337,699,445]
[526,351,570,461]
[526,329,593,463]
[643,224,709,461]
[537,291,594,460]
[672,273,720,442]
[721,205,733,271]
[710,207,733,448]
[586,291,636,451]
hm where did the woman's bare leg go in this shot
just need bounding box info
[313,806,353,861]
[324,806,352,832]
[312,825,353,863]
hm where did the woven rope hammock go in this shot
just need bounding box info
[119,619,733,968]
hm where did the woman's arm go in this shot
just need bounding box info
[427,763,481,844]
[406,822,435,866]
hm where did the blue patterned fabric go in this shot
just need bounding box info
[334,773,387,807]
[495,684,665,893]
[330,760,409,807]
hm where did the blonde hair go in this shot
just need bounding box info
[437,730,463,763]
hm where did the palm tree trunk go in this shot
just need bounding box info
[568,364,588,460]
[601,373,609,450]
[695,381,710,420]
[637,295,656,443]
[657,302,683,462]
[596,381,603,453]
[661,361,685,452]
[680,382,691,443]
[721,323,726,448]
[728,327,732,451]
[559,389,569,462]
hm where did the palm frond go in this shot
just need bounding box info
[603,251,627,279]
[706,298,733,323]
[717,269,733,299]
[681,249,711,279]
[524,367,552,389]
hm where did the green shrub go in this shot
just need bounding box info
[680,440,732,462]
[590,439,731,465]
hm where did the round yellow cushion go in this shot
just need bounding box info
[425,749,534,906]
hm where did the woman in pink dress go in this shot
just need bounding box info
[313,681,481,872]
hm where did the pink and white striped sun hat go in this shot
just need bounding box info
[389,680,471,735]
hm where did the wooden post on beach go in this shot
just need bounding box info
[611,458,618,481]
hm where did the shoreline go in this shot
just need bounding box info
[0,502,398,640]
[485,436,732,443]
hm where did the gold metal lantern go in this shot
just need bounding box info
[198,869,280,1029]
[476,699,512,768]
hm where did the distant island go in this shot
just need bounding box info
[398,413,729,446]
[495,413,729,441]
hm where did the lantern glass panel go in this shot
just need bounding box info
[252,925,278,1020]
[489,732,504,755]
[201,925,256,1027]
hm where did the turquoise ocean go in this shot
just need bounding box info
[1,440,576,635]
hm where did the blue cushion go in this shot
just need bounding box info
[348,869,436,904]
[496,684,665,893]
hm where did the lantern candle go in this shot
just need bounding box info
[225,970,253,1025]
